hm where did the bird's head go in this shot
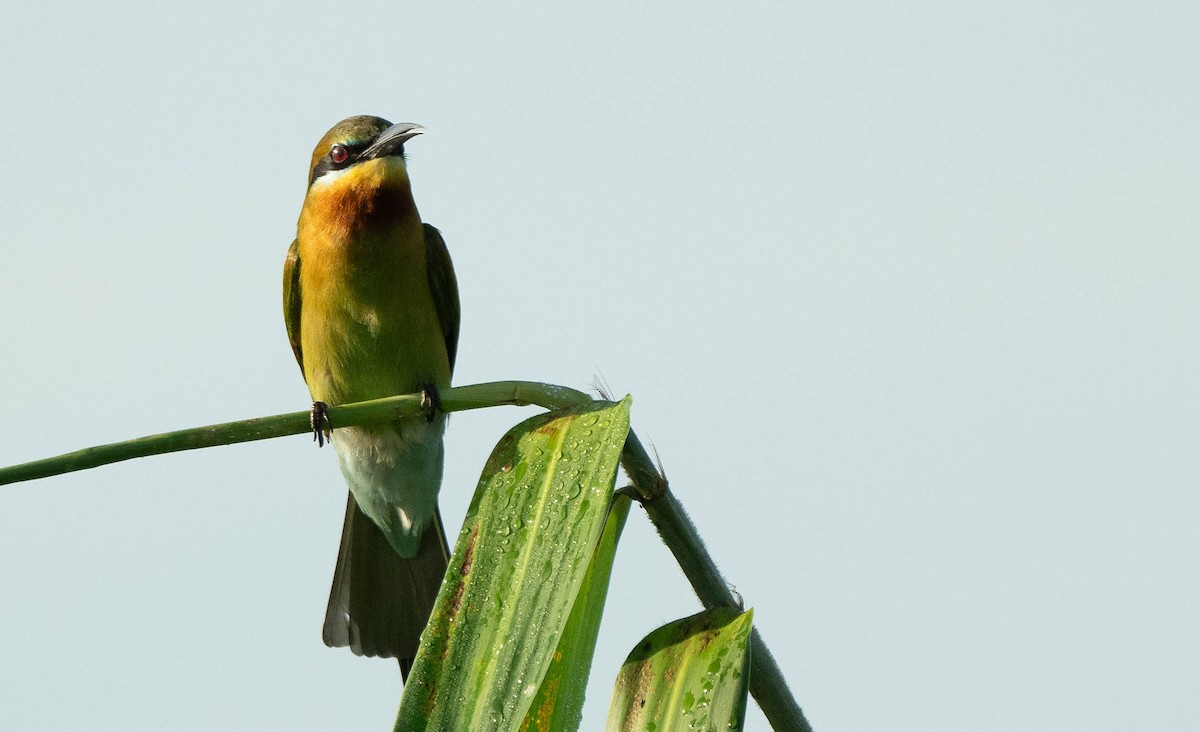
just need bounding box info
[301,115,426,233]
[306,115,424,187]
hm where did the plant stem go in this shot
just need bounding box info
[0,381,589,486]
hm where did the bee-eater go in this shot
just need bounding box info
[282,115,459,676]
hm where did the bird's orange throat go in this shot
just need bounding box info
[299,159,419,243]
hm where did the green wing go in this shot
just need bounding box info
[423,224,460,374]
[282,238,305,374]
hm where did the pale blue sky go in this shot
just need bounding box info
[1,2,1196,730]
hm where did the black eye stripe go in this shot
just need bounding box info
[330,142,368,167]
[309,142,370,185]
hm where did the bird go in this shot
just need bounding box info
[282,115,460,677]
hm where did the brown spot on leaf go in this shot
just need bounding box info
[533,414,575,435]
[444,525,478,621]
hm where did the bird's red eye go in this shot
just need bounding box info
[330,144,349,164]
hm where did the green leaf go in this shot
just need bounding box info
[395,397,632,732]
[521,492,633,732]
[606,607,754,732]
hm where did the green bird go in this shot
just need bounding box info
[282,115,459,676]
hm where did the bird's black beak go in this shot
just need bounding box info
[360,122,425,160]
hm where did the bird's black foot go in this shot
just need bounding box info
[311,401,332,447]
[419,384,442,423]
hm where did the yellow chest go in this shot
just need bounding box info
[296,218,450,405]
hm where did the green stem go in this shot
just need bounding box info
[0,381,589,486]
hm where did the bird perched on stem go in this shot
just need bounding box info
[282,115,459,677]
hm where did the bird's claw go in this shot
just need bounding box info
[420,384,442,423]
[311,401,332,447]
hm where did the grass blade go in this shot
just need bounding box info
[607,607,754,732]
[521,493,633,731]
[395,397,632,732]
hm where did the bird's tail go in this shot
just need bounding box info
[322,491,450,678]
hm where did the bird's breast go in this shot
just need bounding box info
[296,219,450,407]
